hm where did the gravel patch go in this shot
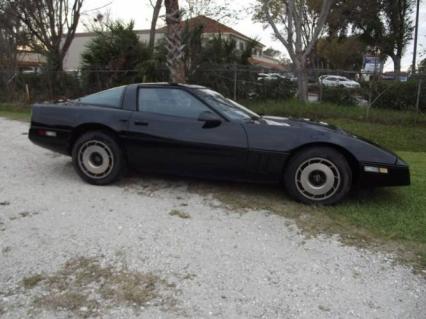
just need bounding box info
[0,117,425,318]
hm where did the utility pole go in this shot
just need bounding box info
[412,0,421,74]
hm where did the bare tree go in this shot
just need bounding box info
[182,0,237,22]
[12,0,85,72]
[82,10,113,32]
[256,0,333,101]
[147,0,237,53]
[148,0,163,51]
[0,2,20,84]
[164,0,186,82]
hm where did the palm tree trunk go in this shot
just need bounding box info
[149,0,162,52]
[164,0,186,83]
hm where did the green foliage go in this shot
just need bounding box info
[321,87,358,106]
[254,79,297,100]
[315,36,366,70]
[380,0,415,61]
[0,72,81,103]
[245,98,426,126]
[326,0,384,40]
[326,151,426,245]
[81,21,150,90]
[367,80,425,111]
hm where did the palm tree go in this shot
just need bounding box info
[164,0,186,83]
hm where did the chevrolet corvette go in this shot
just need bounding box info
[29,83,410,204]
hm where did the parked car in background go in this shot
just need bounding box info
[29,83,410,205]
[257,72,297,82]
[257,73,280,81]
[319,75,361,89]
[381,72,408,82]
[281,73,298,82]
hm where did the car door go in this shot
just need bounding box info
[327,77,336,87]
[126,86,248,179]
[324,77,333,87]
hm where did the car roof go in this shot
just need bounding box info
[137,82,207,89]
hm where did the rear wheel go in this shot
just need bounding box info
[72,131,125,185]
[284,147,352,205]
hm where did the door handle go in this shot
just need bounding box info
[134,121,149,126]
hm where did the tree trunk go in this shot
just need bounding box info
[149,0,162,52]
[295,59,308,102]
[393,55,401,81]
[164,0,186,83]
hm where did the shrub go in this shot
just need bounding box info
[1,72,81,103]
[255,79,297,100]
[321,87,358,106]
[367,81,425,112]
[80,21,148,90]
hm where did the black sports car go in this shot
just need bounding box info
[29,83,410,204]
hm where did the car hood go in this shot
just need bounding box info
[261,115,347,134]
[260,115,399,163]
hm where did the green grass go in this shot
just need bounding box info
[325,151,426,243]
[246,98,426,126]
[245,99,426,152]
[0,103,31,121]
[324,119,426,152]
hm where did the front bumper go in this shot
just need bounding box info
[358,161,410,188]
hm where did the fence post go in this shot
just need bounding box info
[25,84,30,103]
[415,79,422,125]
[233,63,237,101]
[367,78,372,119]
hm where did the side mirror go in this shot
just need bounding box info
[198,111,222,128]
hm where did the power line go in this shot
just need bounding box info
[81,1,113,14]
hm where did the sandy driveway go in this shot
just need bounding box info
[0,117,425,318]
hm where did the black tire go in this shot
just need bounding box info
[71,131,126,185]
[284,146,352,205]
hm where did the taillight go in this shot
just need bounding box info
[37,129,57,137]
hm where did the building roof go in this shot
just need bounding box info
[73,29,150,38]
[70,16,264,47]
[248,57,287,71]
[158,15,264,47]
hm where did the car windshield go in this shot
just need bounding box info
[198,89,260,121]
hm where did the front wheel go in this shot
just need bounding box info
[72,131,125,185]
[284,147,352,205]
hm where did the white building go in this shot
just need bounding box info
[62,15,284,71]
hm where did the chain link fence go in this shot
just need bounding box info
[0,64,425,115]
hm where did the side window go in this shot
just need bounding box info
[138,88,210,119]
[79,86,125,108]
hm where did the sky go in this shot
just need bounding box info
[79,0,426,72]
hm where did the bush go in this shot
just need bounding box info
[367,81,425,112]
[255,79,297,100]
[80,21,149,90]
[0,72,81,103]
[321,87,358,106]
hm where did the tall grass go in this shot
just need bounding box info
[244,99,426,126]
